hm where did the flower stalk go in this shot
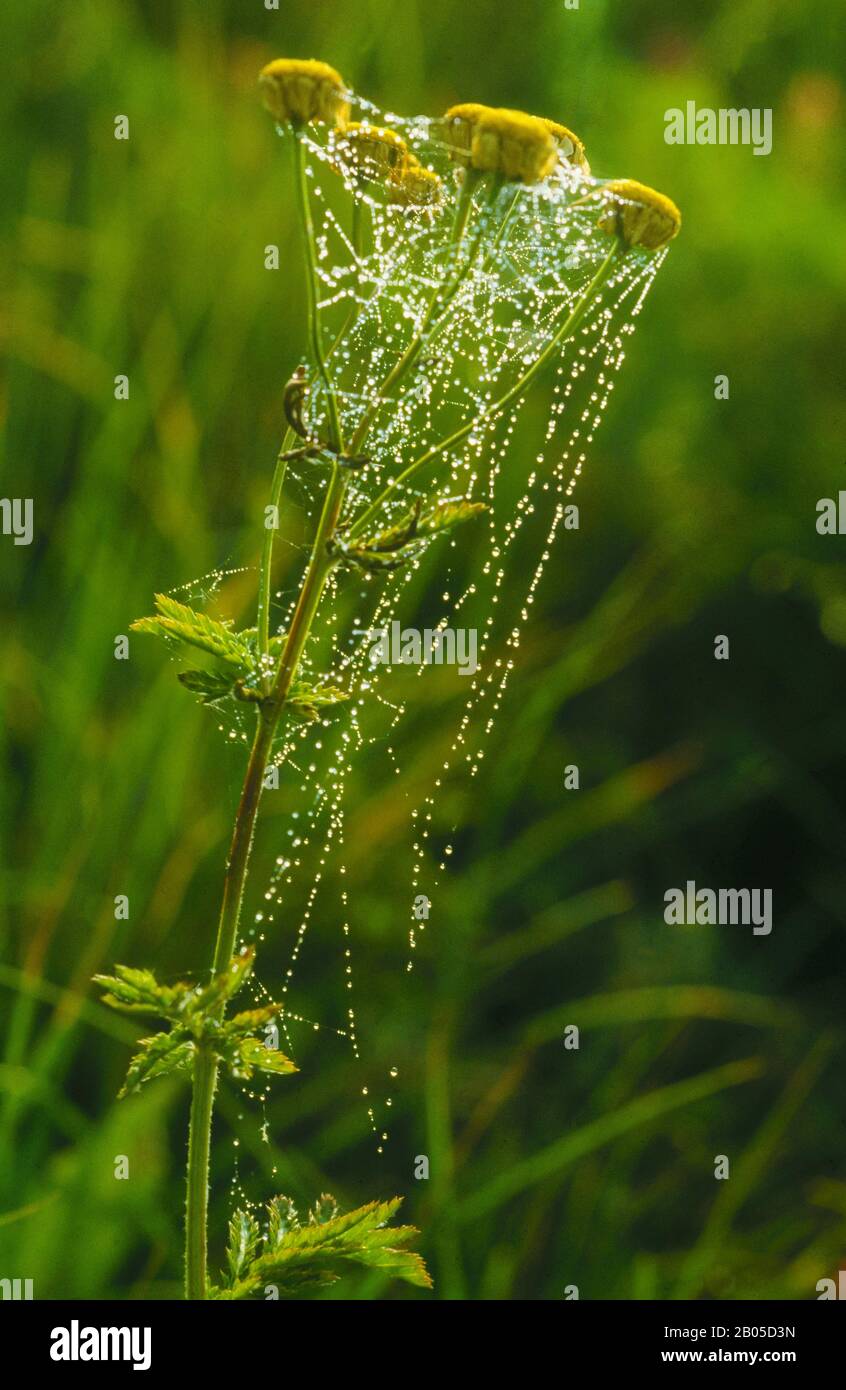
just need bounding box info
[184,127,355,1297]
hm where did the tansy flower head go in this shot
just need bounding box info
[389,163,444,210]
[441,103,498,163]
[470,108,558,184]
[596,179,681,251]
[539,118,590,173]
[259,58,349,129]
[340,122,410,177]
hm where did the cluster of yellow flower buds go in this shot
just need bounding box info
[257,58,681,247]
[259,60,442,210]
[336,123,444,209]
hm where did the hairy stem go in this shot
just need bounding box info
[185,461,346,1296]
[184,132,349,1299]
[257,431,296,654]
[185,1047,216,1299]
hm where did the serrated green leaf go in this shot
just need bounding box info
[335,497,486,572]
[119,1030,194,1098]
[414,497,487,537]
[226,1209,261,1284]
[219,1195,431,1299]
[267,1196,300,1249]
[131,595,253,670]
[221,1005,281,1040]
[94,964,191,1019]
[286,682,350,721]
[223,1036,298,1081]
[308,1193,339,1226]
[177,668,236,703]
[288,682,349,709]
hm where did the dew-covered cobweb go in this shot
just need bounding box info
[171,91,671,1196]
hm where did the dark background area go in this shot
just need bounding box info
[1,0,845,1299]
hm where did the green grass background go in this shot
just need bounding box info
[1,0,845,1299]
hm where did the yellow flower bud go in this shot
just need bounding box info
[389,163,444,210]
[340,122,410,177]
[596,179,681,250]
[538,118,590,174]
[442,104,557,184]
[470,108,558,183]
[440,102,500,168]
[259,58,349,129]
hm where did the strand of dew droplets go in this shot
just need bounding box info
[461,253,666,790]
[257,638,395,1151]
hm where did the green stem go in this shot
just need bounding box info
[349,242,621,539]
[450,167,483,249]
[185,460,346,1296]
[487,186,521,258]
[185,1047,216,1299]
[292,130,343,452]
[352,198,366,260]
[257,431,296,654]
[258,132,351,657]
[184,130,350,1300]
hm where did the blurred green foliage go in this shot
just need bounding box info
[1,0,845,1300]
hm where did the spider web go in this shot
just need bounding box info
[218,94,670,1173]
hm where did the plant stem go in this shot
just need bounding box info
[348,242,621,539]
[185,1047,216,1299]
[258,129,350,656]
[292,130,343,452]
[257,431,296,654]
[185,465,346,1296]
[184,131,349,1300]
